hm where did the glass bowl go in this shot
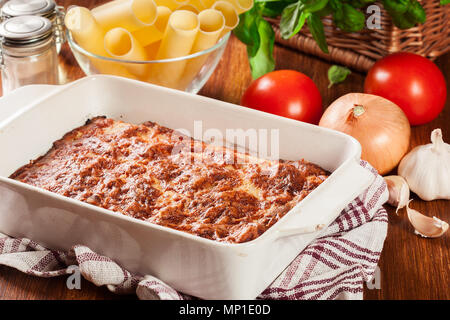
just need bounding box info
[66,30,230,93]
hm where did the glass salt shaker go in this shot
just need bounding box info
[0,15,59,94]
[1,0,65,53]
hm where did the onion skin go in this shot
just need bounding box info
[319,93,411,175]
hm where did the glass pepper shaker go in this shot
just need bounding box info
[0,15,59,94]
[1,0,65,53]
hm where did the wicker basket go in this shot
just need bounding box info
[267,0,450,71]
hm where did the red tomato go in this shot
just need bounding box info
[241,70,323,124]
[364,52,447,126]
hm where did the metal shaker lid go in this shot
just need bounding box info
[1,0,56,17]
[0,15,52,45]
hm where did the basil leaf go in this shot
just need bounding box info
[330,0,344,27]
[382,0,410,14]
[306,13,329,53]
[234,3,276,79]
[350,0,366,8]
[261,1,294,17]
[302,0,329,12]
[327,65,351,88]
[329,0,342,12]
[280,2,305,38]
[316,3,333,17]
[351,0,376,8]
[249,18,276,79]
[280,0,328,39]
[335,4,365,32]
[441,0,450,4]
[406,0,426,24]
[390,12,416,29]
[256,0,296,2]
[233,6,261,57]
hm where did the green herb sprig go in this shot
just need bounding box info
[234,0,446,79]
[327,65,351,87]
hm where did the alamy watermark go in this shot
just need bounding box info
[366,5,382,30]
[170,120,280,165]
[66,265,81,290]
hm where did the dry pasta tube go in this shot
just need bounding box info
[144,40,161,60]
[132,6,172,46]
[92,0,158,32]
[65,6,137,79]
[140,6,172,57]
[192,9,225,52]
[153,0,188,10]
[212,1,238,37]
[201,0,215,8]
[154,6,173,29]
[104,28,150,77]
[131,26,162,47]
[177,9,224,90]
[147,10,199,88]
[65,6,107,56]
[176,4,200,13]
[223,0,253,14]
[187,0,206,11]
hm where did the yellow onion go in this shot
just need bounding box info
[319,93,411,175]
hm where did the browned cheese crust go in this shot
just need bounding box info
[10,117,329,243]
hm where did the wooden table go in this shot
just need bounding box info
[0,0,448,300]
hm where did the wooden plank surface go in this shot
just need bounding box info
[0,0,448,300]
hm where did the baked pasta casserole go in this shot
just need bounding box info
[10,117,329,243]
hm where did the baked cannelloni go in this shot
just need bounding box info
[11,117,329,243]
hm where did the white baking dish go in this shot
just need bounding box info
[0,75,374,299]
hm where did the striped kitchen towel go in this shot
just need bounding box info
[0,161,388,300]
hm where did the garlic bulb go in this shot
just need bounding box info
[398,129,450,201]
[384,175,410,213]
[406,201,449,238]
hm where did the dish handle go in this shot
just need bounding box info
[0,84,60,122]
[275,161,376,239]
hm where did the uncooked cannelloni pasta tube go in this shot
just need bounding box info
[154,6,173,30]
[223,0,253,14]
[212,1,238,37]
[177,9,225,90]
[187,0,206,11]
[142,6,172,58]
[176,3,200,13]
[65,6,138,79]
[153,0,188,10]
[65,6,107,56]
[148,10,199,88]
[144,39,162,60]
[201,0,215,8]
[131,25,163,47]
[92,0,158,32]
[104,27,150,77]
[192,9,225,51]
[132,5,172,46]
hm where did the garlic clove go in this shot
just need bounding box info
[406,200,449,238]
[384,175,410,214]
